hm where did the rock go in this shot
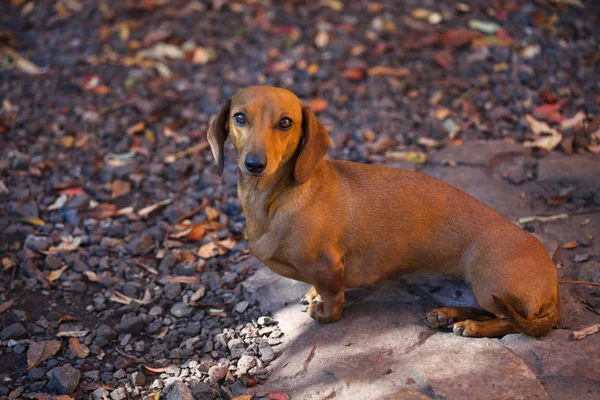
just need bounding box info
[92,388,110,400]
[93,324,118,346]
[191,381,215,400]
[149,305,163,316]
[110,387,127,400]
[83,370,100,381]
[228,338,246,358]
[412,337,546,399]
[259,343,275,363]
[28,368,46,381]
[164,381,193,400]
[234,300,249,313]
[237,355,257,375]
[208,365,228,383]
[257,316,274,326]
[48,364,81,394]
[574,254,590,263]
[113,369,126,379]
[164,282,183,300]
[1,323,27,340]
[171,302,193,318]
[115,315,145,335]
[128,371,144,386]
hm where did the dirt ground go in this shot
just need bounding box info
[1,0,599,399]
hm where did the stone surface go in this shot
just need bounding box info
[164,380,193,400]
[48,364,81,394]
[0,323,27,340]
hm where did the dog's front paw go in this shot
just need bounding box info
[301,286,322,305]
[453,320,482,338]
[422,309,450,329]
[308,302,341,324]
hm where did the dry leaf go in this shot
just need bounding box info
[136,43,185,60]
[524,115,562,151]
[138,198,173,218]
[0,299,15,314]
[0,47,45,75]
[205,206,219,222]
[572,324,600,340]
[21,217,45,226]
[168,276,200,285]
[385,151,428,164]
[46,265,68,283]
[151,326,168,339]
[190,286,206,302]
[88,203,117,219]
[44,236,82,254]
[343,68,365,81]
[82,270,99,282]
[69,337,90,359]
[27,340,61,369]
[218,238,236,250]
[314,31,329,49]
[518,213,568,224]
[47,195,68,211]
[441,29,483,48]
[268,392,290,400]
[197,242,220,259]
[560,111,586,131]
[367,66,410,78]
[57,315,78,324]
[208,308,227,317]
[126,121,146,135]
[562,241,579,250]
[111,180,131,199]
[307,98,328,113]
[142,364,170,375]
[188,224,206,241]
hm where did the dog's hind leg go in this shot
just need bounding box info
[453,318,518,338]
[422,307,496,329]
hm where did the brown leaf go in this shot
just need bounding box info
[168,276,200,285]
[57,315,78,324]
[88,203,117,219]
[138,198,173,218]
[197,242,220,259]
[46,265,68,283]
[307,99,328,114]
[27,340,61,370]
[83,270,99,282]
[0,299,15,314]
[367,66,410,78]
[343,68,365,81]
[441,29,483,48]
[188,224,206,241]
[562,241,579,250]
[150,326,168,339]
[572,324,600,340]
[142,364,170,375]
[111,180,131,199]
[189,286,206,303]
[69,337,90,359]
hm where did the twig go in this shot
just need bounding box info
[518,213,568,224]
[560,280,600,287]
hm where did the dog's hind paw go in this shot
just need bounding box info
[301,286,322,305]
[452,320,482,338]
[422,310,449,329]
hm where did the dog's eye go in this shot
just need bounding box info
[279,118,293,130]
[233,113,247,126]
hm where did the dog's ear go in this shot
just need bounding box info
[207,98,232,176]
[295,106,330,184]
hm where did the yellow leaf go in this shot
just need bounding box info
[46,265,68,282]
[21,217,45,226]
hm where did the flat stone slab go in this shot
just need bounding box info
[245,145,600,399]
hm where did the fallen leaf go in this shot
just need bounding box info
[468,19,500,34]
[190,286,206,302]
[0,47,45,75]
[208,308,227,317]
[367,66,410,78]
[168,276,200,285]
[411,8,430,19]
[205,206,219,222]
[532,103,561,120]
[441,29,483,48]
[111,180,131,199]
[57,315,78,324]
[88,203,117,219]
[572,324,600,340]
[218,238,236,250]
[47,195,68,211]
[188,46,217,64]
[197,242,220,259]
[46,265,68,282]
[521,44,541,59]
[82,270,99,282]
[314,31,329,49]
[560,111,586,131]
[56,327,89,338]
[0,299,15,314]
[59,187,86,196]
[142,364,170,375]
[268,392,290,400]
[69,337,89,358]
[27,340,61,369]
[188,224,206,241]
[138,198,173,218]
[151,326,168,339]
[21,217,45,226]
[343,68,365,81]
[523,114,562,151]
[307,98,328,113]
[136,43,184,60]
[44,236,82,254]
[126,121,146,135]
[385,151,428,164]
[562,241,579,250]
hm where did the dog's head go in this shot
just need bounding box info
[207,86,330,184]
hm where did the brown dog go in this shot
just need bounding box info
[207,86,559,337]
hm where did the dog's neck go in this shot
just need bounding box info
[237,159,296,231]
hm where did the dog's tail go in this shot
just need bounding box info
[492,294,560,337]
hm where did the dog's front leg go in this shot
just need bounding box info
[306,261,345,323]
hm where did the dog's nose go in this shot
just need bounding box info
[244,154,267,174]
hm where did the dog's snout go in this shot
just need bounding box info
[244,153,267,175]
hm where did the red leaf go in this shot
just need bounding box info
[532,103,561,119]
[343,68,365,81]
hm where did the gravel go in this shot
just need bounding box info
[47,365,81,394]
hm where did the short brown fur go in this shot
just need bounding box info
[207,86,560,337]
